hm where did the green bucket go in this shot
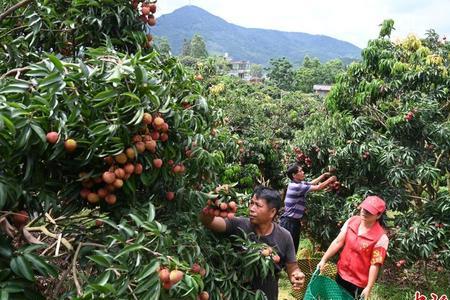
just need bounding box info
[304,269,355,300]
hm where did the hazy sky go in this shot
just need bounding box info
[155,0,450,48]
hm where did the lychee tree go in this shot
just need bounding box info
[0,1,279,299]
[206,75,322,190]
[291,23,450,269]
[0,0,159,74]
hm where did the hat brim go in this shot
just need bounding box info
[358,203,380,215]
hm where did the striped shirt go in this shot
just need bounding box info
[282,181,311,219]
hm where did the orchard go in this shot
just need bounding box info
[0,0,449,299]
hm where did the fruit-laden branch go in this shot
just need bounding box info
[0,0,34,22]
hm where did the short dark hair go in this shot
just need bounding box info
[286,163,302,181]
[252,186,281,213]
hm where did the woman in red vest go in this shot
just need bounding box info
[317,196,389,299]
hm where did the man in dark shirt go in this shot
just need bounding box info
[200,186,305,300]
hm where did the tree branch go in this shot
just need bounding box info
[0,0,34,23]
[26,225,73,251]
[434,150,445,168]
[0,66,30,79]
[72,242,107,296]
[52,267,71,299]
[72,243,83,296]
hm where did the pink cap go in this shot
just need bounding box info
[359,196,386,215]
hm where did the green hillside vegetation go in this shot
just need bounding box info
[152,5,361,65]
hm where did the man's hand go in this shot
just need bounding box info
[199,208,214,225]
[198,207,227,233]
[322,172,331,178]
[361,287,371,299]
[290,270,305,291]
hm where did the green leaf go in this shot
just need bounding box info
[0,81,30,94]
[141,282,160,300]
[0,115,15,134]
[129,214,143,227]
[117,223,135,238]
[114,244,145,259]
[0,182,7,210]
[92,97,115,108]
[105,66,122,82]
[136,260,159,282]
[135,65,147,84]
[16,126,31,149]
[140,171,158,187]
[23,254,57,277]
[48,144,64,160]
[38,72,63,89]
[0,240,12,258]
[20,243,46,254]
[93,89,118,102]
[102,219,118,230]
[126,108,144,125]
[79,61,91,77]
[0,280,27,293]
[88,255,112,267]
[10,256,34,281]
[147,203,155,222]
[23,155,33,182]
[94,270,111,285]
[135,274,159,295]
[47,54,64,73]
[89,283,114,293]
[30,123,46,144]
[243,253,261,268]
[121,92,140,102]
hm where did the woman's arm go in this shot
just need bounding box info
[317,227,346,272]
[361,264,380,299]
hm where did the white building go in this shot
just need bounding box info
[313,84,332,97]
[224,53,252,80]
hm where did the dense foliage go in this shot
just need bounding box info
[1,1,449,297]
[294,28,450,268]
[0,1,278,299]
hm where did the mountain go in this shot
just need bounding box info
[152,6,361,65]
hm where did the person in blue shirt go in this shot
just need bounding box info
[280,163,337,253]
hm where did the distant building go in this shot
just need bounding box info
[313,84,332,97]
[224,53,252,80]
[249,77,264,84]
[228,60,251,80]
